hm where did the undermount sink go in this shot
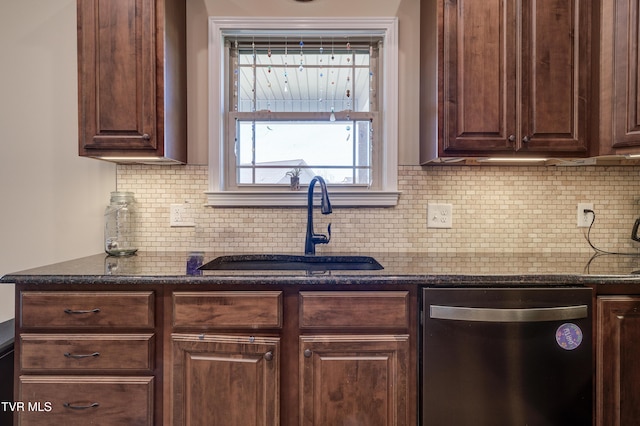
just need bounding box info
[199,254,384,271]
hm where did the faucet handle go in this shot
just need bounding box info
[313,223,332,245]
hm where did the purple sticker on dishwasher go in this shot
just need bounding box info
[556,323,583,350]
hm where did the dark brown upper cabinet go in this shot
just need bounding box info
[77,0,186,164]
[421,0,591,163]
[597,0,640,156]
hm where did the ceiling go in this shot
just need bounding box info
[235,47,374,113]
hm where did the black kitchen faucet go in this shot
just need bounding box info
[305,176,332,255]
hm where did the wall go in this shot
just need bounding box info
[136,0,638,256]
[0,0,115,321]
[185,0,421,164]
[1,0,639,326]
[117,165,640,255]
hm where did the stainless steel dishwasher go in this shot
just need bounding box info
[421,287,592,426]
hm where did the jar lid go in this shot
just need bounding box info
[110,191,135,203]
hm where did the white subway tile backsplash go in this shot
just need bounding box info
[116,165,640,254]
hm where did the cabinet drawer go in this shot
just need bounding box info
[17,376,153,426]
[20,334,154,373]
[20,291,154,329]
[300,291,409,329]
[173,291,283,329]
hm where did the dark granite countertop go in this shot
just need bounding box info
[2,251,640,286]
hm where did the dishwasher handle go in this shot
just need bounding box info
[430,304,588,323]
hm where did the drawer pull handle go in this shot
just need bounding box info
[63,402,100,410]
[64,308,101,315]
[64,352,100,359]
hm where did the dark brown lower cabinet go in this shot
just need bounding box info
[18,376,154,426]
[596,296,640,426]
[13,285,417,426]
[299,335,410,426]
[171,334,280,426]
[14,289,158,426]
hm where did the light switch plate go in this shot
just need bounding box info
[427,203,453,228]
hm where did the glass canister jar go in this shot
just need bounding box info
[104,191,138,256]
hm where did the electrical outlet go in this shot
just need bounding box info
[427,203,453,228]
[170,203,195,227]
[577,203,594,228]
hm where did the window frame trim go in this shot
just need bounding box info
[206,17,399,207]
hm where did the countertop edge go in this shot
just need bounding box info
[3,251,640,286]
[4,273,640,286]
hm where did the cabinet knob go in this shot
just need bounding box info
[303,349,312,358]
[522,135,531,143]
[264,351,274,361]
[508,134,515,143]
[142,133,150,140]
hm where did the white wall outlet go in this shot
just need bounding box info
[577,203,594,228]
[170,203,195,227]
[427,203,453,228]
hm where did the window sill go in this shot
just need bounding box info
[205,190,400,207]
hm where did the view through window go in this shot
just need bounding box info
[229,37,381,186]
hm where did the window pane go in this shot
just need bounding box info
[235,45,373,113]
[236,120,371,185]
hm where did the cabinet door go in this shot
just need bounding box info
[519,0,589,154]
[440,0,517,155]
[300,335,410,426]
[438,0,589,157]
[596,296,640,426]
[599,0,640,152]
[171,334,279,426]
[77,0,156,153]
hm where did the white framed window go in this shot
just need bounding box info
[207,17,399,207]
